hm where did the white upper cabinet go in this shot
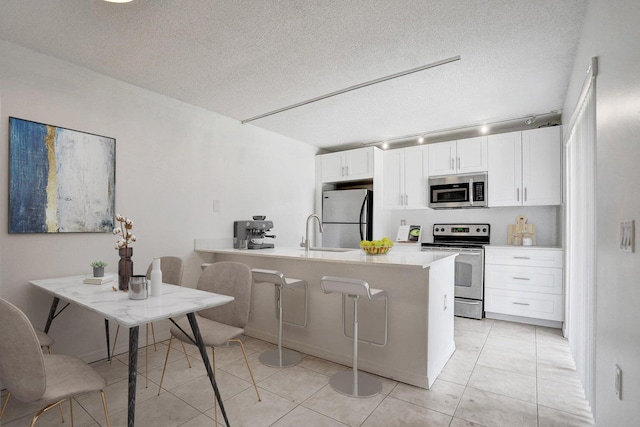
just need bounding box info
[403,146,430,209]
[487,131,523,206]
[383,149,404,209]
[428,140,456,176]
[522,127,562,206]
[457,136,489,174]
[383,146,429,210]
[320,147,375,183]
[428,136,488,176]
[488,126,562,207]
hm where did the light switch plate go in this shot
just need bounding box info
[620,220,635,253]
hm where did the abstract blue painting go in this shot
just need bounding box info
[9,117,116,233]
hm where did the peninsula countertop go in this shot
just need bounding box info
[195,240,457,388]
[194,242,456,269]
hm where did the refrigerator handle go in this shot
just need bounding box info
[359,193,367,241]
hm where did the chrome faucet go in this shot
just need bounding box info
[302,214,323,252]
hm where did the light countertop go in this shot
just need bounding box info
[195,242,455,269]
[486,244,563,250]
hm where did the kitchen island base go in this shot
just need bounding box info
[196,247,456,389]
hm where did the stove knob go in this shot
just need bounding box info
[483,228,487,232]
[476,228,480,232]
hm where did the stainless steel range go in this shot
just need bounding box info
[421,223,490,319]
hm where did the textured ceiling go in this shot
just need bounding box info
[0,0,589,149]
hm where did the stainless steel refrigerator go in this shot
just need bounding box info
[322,189,373,248]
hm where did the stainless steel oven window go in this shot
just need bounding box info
[453,251,484,301]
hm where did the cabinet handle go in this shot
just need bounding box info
[450,158,454,169]
[399,194,404,205]
[517,188,520,202]
[524,187,527,201]
[444,294,447,310]
[346,166,349,176]
[404,194,408,205]
[513,277,531,281]
[513,256,531,259]
[457,157,460,169]
[512,302,531,306]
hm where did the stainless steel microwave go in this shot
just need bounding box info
[428,172,488,209]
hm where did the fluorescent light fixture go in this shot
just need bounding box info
[480,125,489,134]
[104,0,134,3]
[418,136,425,144]
[382,142,389,149]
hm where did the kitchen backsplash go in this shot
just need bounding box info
[385,205,561,247]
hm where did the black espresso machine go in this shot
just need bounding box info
[233,216,276,249]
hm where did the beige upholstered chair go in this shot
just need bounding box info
[110,256,187,386]
[0,327,59,421]
[34,328,53,354]
[158,262,261,424]
[0,298,110,427]
[143,256,185,350]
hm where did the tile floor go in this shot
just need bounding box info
[1,318,596,427]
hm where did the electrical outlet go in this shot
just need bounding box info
[620,220,635,252]
[615,364,622,399]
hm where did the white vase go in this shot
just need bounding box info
[150,258,162,297]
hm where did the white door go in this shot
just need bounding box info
[403,146,429,209]
[345,148,374,180]
[383,149,404,210]
[428,141,456,176]
[457,136,488,174]
[488,131,522,207]
[522,127,562,206]
[321,152,345,183]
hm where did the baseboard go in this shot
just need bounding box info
[485,312,563,329]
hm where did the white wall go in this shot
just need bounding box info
[385,206,560,246]
[0,41,317,361]
[562,1,640,424]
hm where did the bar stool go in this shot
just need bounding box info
[251,268,308,367]
[320,275,388,398]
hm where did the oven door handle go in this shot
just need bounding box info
[422,247,483,254]
[422,247,457,252]
[457,249,482,254]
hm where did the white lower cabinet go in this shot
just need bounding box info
[485,247,564,323]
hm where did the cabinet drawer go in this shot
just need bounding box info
[485,289,564,321]
[485,265,563,295]
[485,247,563,268]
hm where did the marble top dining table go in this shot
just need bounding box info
[29,275,234,327]
[30,275,234,427]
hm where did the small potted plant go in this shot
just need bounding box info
[90,260,108,277]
